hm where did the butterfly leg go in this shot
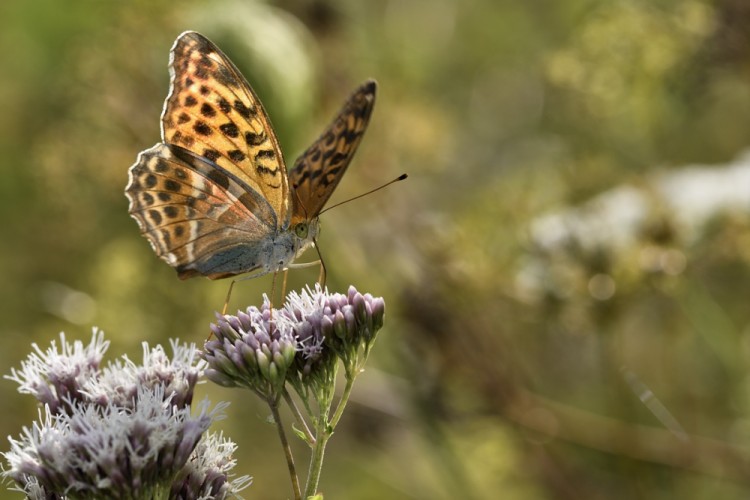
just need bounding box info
[207,277,246,341]
[223,269,272,310]
[317,260,326,286]
[221,279,238,316]
[268,271,278,325]
[281,268,289,303]
[286,260,323,284]
[313,237,327,285]
[205,279,240,342]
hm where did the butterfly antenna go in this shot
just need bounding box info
[319,174,408,215]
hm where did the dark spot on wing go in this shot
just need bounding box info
[200,103,216,118]
[149,210,162,225]
[256,164,278,176]
[234,100,255,118]
[228,150,246,162]
[245,131,265,146]
[194,121,212,136]
[321,166,342,186]
[255,149,275,160]
[329,152,347,167]
[184,95,197,107]
[164,206,179,218]
[203,149,220,162]
[208,169,230,189]
[293,169,310,186]
[342,128,360,143]
[220,123,239,138]
[218,97,232,114]
[154,160,169,173]
[165,180,181,192]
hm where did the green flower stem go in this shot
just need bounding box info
[283,388,316,445]
[304,415,331,498]
[268,398,302,500]
[151,484,171,500]
[296,385,316,418]
[329,368,358,430]
[304,372,359,497]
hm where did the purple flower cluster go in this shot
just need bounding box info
[203,285,386,394]
[204,300,297,397]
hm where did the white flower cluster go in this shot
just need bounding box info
[3,329,250,499]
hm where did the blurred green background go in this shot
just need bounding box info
[3,0,750,498]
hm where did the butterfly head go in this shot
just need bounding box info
[291,217,320,257]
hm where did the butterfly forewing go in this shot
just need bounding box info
[289,79,377,223]
[162,31,291,230]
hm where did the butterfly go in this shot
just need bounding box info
[125,31,376,281]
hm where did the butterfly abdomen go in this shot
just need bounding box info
[177,229,303,280]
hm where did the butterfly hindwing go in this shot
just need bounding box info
[289,79,377,223]
[126,143,277,279]
[161,31,291,230]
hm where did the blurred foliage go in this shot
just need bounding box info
[3,0,750,498]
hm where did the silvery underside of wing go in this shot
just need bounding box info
[125,143,278,279]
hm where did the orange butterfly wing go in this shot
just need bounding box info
[127,32,377,280]
[126,31,296,279]
[161,31,291,230]
[289,80,377,224]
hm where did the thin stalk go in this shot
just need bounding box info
[289,380,316,418]
[283,388,316,445]
[268,398,302,500]
[304,370,360,496]
[151,484,171,500]
[330,367,358,429]
[304,416,331,497]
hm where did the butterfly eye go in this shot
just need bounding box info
[294,223,309,239]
